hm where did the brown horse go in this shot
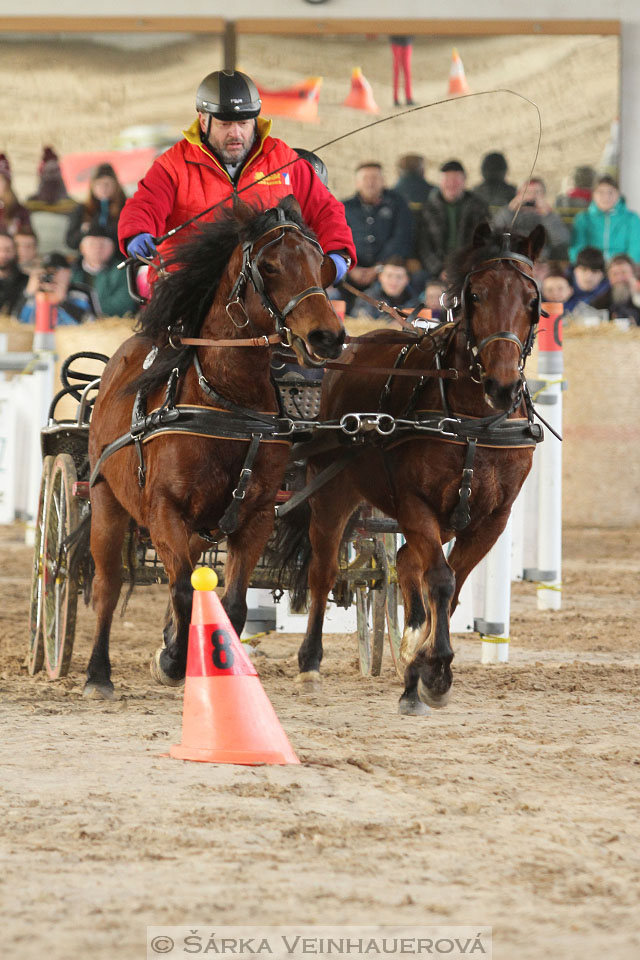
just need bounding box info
[277,223,546,715]
[84,198,344,698]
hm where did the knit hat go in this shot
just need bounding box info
[0,153,11,182]
[38,146,61,178]
[41,251,70,271]
[83,224,113,240]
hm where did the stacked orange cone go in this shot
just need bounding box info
[343,67,380,114]
[448,48,470,96]
[170,567,300,765]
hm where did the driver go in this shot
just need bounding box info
[119,70,355,286]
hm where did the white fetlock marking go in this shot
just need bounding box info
[399,626,424,665]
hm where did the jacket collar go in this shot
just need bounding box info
[182,116,273,170]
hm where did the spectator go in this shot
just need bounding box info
[569,175,640,263]
[389,36,415,107]
[590,254,640,326]
[66,162,127,251]
[0,153,32,236]
[414,160,489,280]
[26,147,75,214]
[541,271,573,308]
[0,232,28,315]
[342,161,413,309]
[358,256,418,320]
[394,154,434,227]
[493,177,570,260]
[69,225,137,318]
[13,228,40,273]
[17,251,97,326]
[472,152,516,212]
[555,165,595,214]
[564,246,609,313]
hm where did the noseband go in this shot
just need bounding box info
[226,207,329,350]
[457,245,542,384]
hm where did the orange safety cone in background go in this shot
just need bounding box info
[170,568,300,765]
[448,48,470,96]
[343,67,380,114]
[257,76,323,123]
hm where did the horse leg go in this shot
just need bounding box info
[297,492,358,686]
[395,499,455,715]
[84,484,130,699]
[147,503,196,685]
[222,507,280,636]
[446,506,512,613]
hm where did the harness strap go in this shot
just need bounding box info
[275,451,359,519]
[449,439,478,531]
[180,333,282,348]
[193,353,290,430]
[218,433,263,536]
[340,280,418,332]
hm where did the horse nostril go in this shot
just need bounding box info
[307,328,345,357]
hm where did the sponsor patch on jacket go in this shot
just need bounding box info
[254,171,284,186]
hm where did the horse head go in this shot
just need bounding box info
[229,197,345,364]
[455,222,545,411]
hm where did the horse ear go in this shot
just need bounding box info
[526,224,546,262]
[472,221,493,248]
[281,195,302,218]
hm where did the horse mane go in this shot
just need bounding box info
[444,224,537,306]
[130,196,314,396]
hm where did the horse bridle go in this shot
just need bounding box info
[225,207,330,361]
[456,243,543,384]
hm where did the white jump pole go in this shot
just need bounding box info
[535,302,563,611]
[479,514,512,663]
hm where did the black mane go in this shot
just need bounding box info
[131,196,314,395]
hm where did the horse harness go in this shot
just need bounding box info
[90,239,547,537]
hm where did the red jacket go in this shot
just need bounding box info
[118,118,355,264]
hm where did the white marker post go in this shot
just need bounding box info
[479,514,512,663]
[535,302,563,611]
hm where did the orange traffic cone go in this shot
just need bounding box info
[170,568,300,765]
[257,76,323,123]
[448,48,470,96]
[343,67,380,114]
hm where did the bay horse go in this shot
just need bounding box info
[84,197,344,699]
[277,223,546,715]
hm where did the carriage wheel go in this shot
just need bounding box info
[383,532,405,680]
[42,454,80,679]
[27,455,54,675]
[355,537,387,677]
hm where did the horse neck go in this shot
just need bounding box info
[186,283,278,411]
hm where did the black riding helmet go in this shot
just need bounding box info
[196,70,262,121]
[294,148,329,187]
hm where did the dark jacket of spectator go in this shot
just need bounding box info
[472,152,517,211]
[414,189,489,279]
[358,277,419,319]
[342,187,413,268]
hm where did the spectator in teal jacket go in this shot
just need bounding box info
[569,176,640,263]
[69,225,137,318]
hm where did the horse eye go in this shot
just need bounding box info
[469,292,480,303]
[261,261,279,276]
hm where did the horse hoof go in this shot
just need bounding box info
[398,693,430,717]
[150,649,185,687]
[295,670,322,689]
[83,681,118,701]
[417,677,451,709]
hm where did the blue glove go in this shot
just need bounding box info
[328,252,349,285]
[127,233,157,259]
